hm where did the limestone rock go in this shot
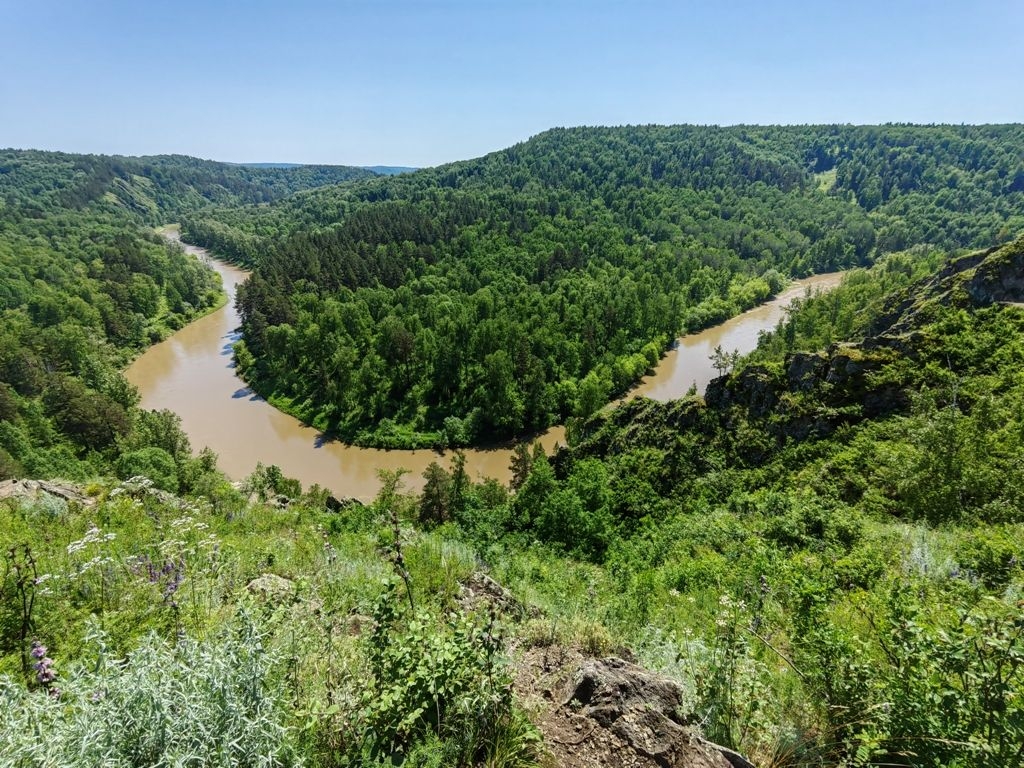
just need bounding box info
[0,479,95,507]
[515,647,754,768]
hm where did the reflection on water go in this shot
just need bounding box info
[126,236,841,500]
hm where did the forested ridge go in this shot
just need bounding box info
[1,149,375,222]
[0,149,373,484]
[191,125,1024,447]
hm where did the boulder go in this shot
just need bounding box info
[560,656,753,768]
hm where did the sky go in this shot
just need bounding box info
[2,0,1022,168]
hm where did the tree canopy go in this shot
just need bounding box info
[190,125,1024,447]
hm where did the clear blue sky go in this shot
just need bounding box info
[2,0,1021,167]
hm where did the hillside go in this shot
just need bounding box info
[2,238,1022,768]
[186,125,1024,448]
[421,237,1024,766]
[0,151,374,484]
[0,150,375,222]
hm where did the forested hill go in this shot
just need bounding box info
[445,236,1024,768]
[199,124,1024,448]
[0,150,373,484]
[0,149,375,224]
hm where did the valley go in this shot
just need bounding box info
[126,232,842,498]
[2,126,1024,768]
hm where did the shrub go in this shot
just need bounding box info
[116,447,178,492]
[349,581,536,767]
[0,616,301,767]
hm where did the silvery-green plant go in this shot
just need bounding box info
[0,614,301,768]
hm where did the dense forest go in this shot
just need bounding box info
[188,125,1024,447]
[0,149,373,483]
[3,237,1022,768]
[1,150,375,223]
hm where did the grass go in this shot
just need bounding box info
[814,169,837,193]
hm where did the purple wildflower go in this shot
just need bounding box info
[35,658,56,683]
[31,640,58,689]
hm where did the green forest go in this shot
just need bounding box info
[186,125,1024,447]
[2,129,1024,768]
[0,149,372,483]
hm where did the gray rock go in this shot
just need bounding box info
[0,479,95,507]
[565,656,753,768]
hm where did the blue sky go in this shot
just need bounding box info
[2,0,1021,167]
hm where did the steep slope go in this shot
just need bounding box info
[460,238,1024,766]
[569,235,1024,469]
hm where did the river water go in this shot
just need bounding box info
[125,238,842,500]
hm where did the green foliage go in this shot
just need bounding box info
[201,125,1024,447]
[116,447,178,491]
[0,617,302,767]
[352,582,527,766]
[793,586,1024,767]
[430,238,1024,765]
[0,150,373,482]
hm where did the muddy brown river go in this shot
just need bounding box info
[125,237,842,500]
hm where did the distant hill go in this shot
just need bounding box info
[236,162,306,169]
[362,165,419,175]
[0,149,376,223]
[235,162,416,175]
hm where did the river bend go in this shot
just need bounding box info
[126,238,842,500]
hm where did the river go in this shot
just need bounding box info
[125,237,842,500]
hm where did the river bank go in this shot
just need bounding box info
[126,235,843,500]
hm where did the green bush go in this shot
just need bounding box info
[0,616,301,767]
[351,581,536,767]
[116,447,178,492]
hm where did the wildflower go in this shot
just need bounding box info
[31,641,58,689]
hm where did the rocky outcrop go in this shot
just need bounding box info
[458,572,535,618]
[516,646,753,768]
[965,236,1024,306]
[246,573,296,603]
[704,344,904,443]
[565,657,755,768]
[868,236,1024,338]
[0,479,95,507]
